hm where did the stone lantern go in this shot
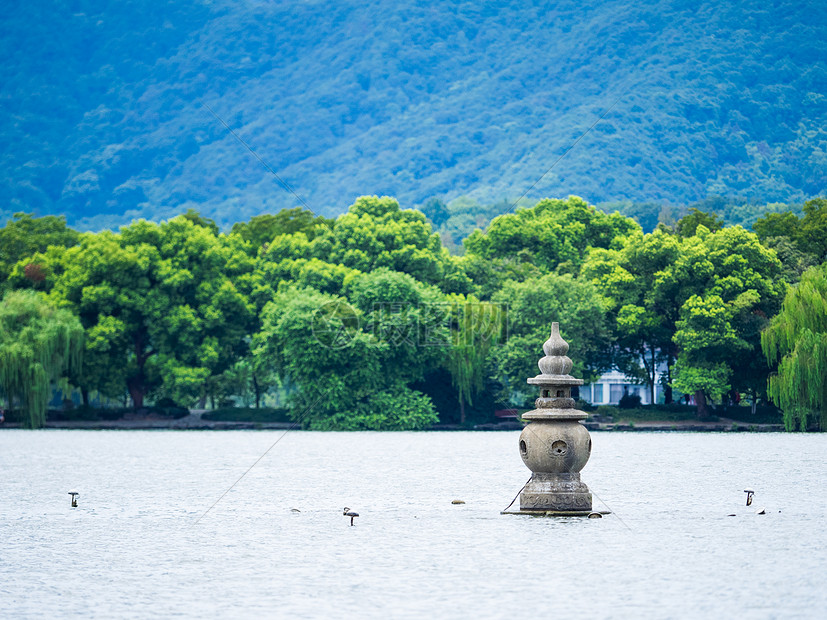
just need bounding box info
[513,322,594,515]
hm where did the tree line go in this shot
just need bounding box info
[1,195,825,430]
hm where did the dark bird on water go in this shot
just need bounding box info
[343,507,359,526]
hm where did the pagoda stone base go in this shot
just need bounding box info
[519,472,592,513]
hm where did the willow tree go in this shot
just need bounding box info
[761,264,827,431]
[445,296,507,424]
[0,290,83,428]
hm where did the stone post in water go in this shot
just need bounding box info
[516,322,593,514]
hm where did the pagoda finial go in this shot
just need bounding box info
[538,322,573,376]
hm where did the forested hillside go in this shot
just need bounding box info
[2,0,825,229]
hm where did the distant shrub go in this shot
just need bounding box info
[3,408,26,424]
[717,404,782,425]
[149,397,189,419]
[202,407,291,423]
[46,406,130,421]
[618,393,642,409]
[611,405,706,422]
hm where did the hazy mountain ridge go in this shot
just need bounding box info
[1,0,825,229]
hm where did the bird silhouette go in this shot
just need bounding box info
[343,507,359,526]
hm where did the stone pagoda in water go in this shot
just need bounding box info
[513,322,593,515]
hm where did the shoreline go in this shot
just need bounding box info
[0,411,786,432]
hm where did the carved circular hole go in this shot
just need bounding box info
[588,438,592,454]
[519,440,527,456]
[551,440,568,455]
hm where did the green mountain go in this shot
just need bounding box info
[1,0,825,229]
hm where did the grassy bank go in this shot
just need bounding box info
[589,403,783,425]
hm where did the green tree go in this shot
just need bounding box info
[230,208,333,251]
[464,196,640,273]
[181,208,220,235]
[0,290,83,428]
[310,195,467,291]
[244,346,282,409]
[761,264,827,430]
[683,226,787,413]
[458,253,545,301]
[254,285,439,430]
[421,197,450,228]
[753,211,800,241]
[753,207,821,283]
[16,215,255,408]
[204,356,282,409]
[675,208,725,237]
[345,268,448,384]
[490,274,612,404]
[0,213,79,292]
[11,230,156,405]
[672,294,749,416]
[582,229,681,403]
[584,225,786,413]
[757,237,819,284]
[116,216,254,406]
[256,251,361,298]
[312,387,438,431]
[797,198,827,261]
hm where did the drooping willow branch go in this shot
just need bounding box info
[445,300,507,421]
[0,290,84,428]
[761,264,827,430]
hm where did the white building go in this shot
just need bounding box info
[581,368,666,406]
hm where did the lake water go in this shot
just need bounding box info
[1,430,825,618]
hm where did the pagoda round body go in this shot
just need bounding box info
[515,322,593,514]
[518,416,591,474]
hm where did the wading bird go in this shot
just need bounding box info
[343,507,359,526]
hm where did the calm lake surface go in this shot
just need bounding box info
[2,430,826,619]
